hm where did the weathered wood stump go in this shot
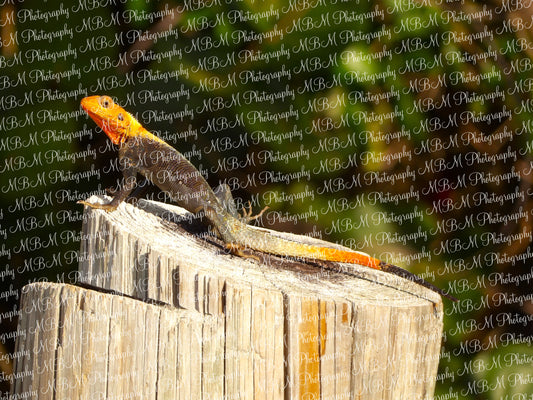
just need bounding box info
[12,195,444,399]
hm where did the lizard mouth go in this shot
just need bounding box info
[81,97,105,126]
[81,96,125,145]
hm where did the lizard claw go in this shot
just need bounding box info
[239,202,269,223]
[248,205,269,221]
[77,200,117,212]
[225,243,260,261]
[240,202,252,219]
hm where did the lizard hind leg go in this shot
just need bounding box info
[213,184,268,224]
[225,243,260,261]
[240,202,269,223]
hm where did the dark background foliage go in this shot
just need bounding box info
[1,0,533,397]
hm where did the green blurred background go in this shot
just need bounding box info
[1,0,533,397]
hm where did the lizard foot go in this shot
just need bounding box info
[225,243,260,261]
[240,202,269,223]
[77,200,118,212]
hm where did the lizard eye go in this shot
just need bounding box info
[117,113,124,121]
[99,96,113,109]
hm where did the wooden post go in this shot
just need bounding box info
[11,196,444,399]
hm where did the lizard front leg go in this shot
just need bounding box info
[213,183,268,224]
[78,165,137,211]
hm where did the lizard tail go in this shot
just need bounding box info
[229,225,457,301]
[312,247,458,302]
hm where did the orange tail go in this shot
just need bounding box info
[317,247,383,270]
[318,247,458,302]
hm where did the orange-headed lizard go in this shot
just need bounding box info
[79,95,457,302]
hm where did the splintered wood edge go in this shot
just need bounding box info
[78,195,443,308]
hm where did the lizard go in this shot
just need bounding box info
[78,95,457,302]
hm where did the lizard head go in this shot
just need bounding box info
[81,95,141,145]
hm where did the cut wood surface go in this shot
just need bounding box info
[12,195,444,399]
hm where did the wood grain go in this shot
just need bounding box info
[12,195,444,399]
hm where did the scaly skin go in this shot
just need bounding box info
[79,95,457,302]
